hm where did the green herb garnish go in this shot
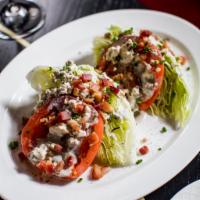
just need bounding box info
[9,141,19,150]
[132,42,137,49]
[158,147,162,151]
[143,47,151,53]
[160,127,167,133]
[186,67,190,71]
[72,113,79,119]
[77,178,83,183]
[136,159,143,165]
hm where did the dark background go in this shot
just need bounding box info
[0,0,199,199]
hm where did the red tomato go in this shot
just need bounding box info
[139,64,164,111]
[21,97,104,179]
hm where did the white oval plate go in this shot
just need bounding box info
[0,10,200,200]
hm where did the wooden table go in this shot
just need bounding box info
[0,0,199,199]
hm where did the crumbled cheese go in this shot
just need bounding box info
[49,123,69,137]
[105,45,120,63]
[29,144,48,164]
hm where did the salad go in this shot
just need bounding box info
[9,26,190,182]
[20,63,135,179]
[93,26,190,128]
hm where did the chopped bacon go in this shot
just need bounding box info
[57,110,71,122]
[101,78,113,87]
[99,101,113,113]
[91,164,110,180]
[81,74,92,82]
[75,103,85,113]
[53,144,63,153]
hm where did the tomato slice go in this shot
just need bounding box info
[139,64,164,111]
[21,98,104,179]
[97,35,165,111]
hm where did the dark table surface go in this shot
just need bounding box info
[0,0,199,199]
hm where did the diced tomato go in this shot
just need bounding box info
[139,145,149,155]
[140,30,152,38]
[91,164,110,180]
[81,74,92,82]
[57,110,71,122]
[101,78,113,87]
[110,86,119,94]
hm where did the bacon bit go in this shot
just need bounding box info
[55,161,64,172]
[110,86,119,94]
[68,120,80,131]
[57,111,71,122]
[112,73,124,81]
[138,41,145,48]
[84,98,94,104]
[140,30,152,38]
[99,101,113,113]
[53,144,63,153]
[139,145,149,155]
[75,103,85,113]
[88,131,99,146]
[18,152,26,162]
[73,88,80,96]
[163,40,169,48]
[101,78,113,87]
[91,164,110,180]
[81,74,92,82]
[178,56,187,65]
[72,79,82,86]
[93,91,103,102]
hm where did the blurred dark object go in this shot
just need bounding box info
[0,0,45,39]
[140,0,200,28]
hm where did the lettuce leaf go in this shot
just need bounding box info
[95,94,135,166]
[150,62,190,128]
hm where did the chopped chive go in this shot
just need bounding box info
[136,159,143,165]
[72,113,79,119]
[132,42,137,49]
[158,147,162,151]
[9,141,19,150]
[143,47,151,53]
[122,27,133,35]
[160,127,167,133]
[186,67,190,71]
[77,178,83,183]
